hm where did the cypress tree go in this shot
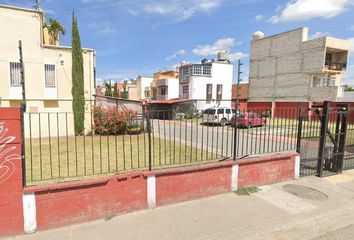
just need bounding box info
[105,83,112,96]
[113,83,118,97]
[71,11,85,135]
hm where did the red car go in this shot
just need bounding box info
[231,112,266,128]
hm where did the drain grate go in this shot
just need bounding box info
[283,184,328,201]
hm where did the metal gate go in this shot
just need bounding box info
[298,101,354,177]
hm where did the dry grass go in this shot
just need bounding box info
[25,133,215,185]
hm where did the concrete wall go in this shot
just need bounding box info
[249,28,348,102]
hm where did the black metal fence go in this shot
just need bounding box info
[21,99,307,185]
[298,102,354,177]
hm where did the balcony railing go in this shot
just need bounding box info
[325,61,347,71]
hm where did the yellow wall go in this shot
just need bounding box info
[0,5,95,137]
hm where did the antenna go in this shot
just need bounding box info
[34,0,40,10]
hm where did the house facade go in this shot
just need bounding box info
[151,70,179,100]
[179,52,233,110]
[249,28,350,103]
[136,76,153,100]
[0,4,95,136]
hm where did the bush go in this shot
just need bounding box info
[93,106,137,135]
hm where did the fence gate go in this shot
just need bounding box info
[298,101,352,177]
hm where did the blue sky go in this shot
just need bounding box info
[2,0,354,85]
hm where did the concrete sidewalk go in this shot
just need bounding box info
[6,170,354,240]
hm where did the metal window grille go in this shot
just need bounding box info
[206,84,212,102]
[216,84,223,102]
[202,65,211,75]
[9,62,22,87]
[44,64,56,88]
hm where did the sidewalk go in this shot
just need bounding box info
[6,170,354,240]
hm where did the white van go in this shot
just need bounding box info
[202,107,235,126]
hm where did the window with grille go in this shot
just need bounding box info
[216,84,223,102]
[193,65,202,75]
[202,65,211,75]
[206,84,212,102]
[160,87,167,95]
[9,62,22,87]
[44,64,56,88]
[182,85,189,94]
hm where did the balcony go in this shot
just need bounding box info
[324,61,347,71]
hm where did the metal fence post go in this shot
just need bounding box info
[296,105,303,154]
[337,104,348,173]
[233,99,238,160]
[20,103,26,187]
[317,101,330,177]
[146,106,152,171]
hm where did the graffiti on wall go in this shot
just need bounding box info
[0,122,21,184]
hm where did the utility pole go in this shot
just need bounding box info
[19,40,26,112]
[233,59,242,160]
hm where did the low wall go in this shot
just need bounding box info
[0,107,300,237]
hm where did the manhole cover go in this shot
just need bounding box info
[282,184,328,201]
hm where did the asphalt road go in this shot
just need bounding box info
[150,119,297,160]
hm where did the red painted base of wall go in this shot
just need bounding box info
[24,173,147,230]
[154,163,232,206]
[237,153,297,189]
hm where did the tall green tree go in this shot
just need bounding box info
[45,18,65,44]
[71,12,85,135]
[121,82,128,99]
[113,83,119,97]
[105,83,113,96]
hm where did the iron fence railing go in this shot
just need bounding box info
[20,99,309,185]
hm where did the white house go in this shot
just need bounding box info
[179,52,233,110]
[136,76,153,100]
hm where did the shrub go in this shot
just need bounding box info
[93,106,137,135]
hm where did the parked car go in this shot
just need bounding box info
[203,107,235,126]
[230,112,266,128]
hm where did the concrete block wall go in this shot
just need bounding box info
[249,27,343,102]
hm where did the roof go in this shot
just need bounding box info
[0,4,43,14]
[148,99,193,104]
[93,95,143,103]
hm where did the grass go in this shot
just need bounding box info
[234,186,261,196]
[25,133,216,185]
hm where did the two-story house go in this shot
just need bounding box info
[249,28,350,103]
[179,52,233,110]
[151,70,179,100]
[0,4,95,136]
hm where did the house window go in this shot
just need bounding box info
[44,64,56,88]
[206,84,212,103]
[325,53,332,64]
[180,67,190,77]
[202,65,211,75]
[182,85,189,94]
[193,65,202,75]
[9,62,22,87]
[160,87,167,95]
[216,84,223,102]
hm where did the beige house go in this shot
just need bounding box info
[249,28,350,103]
[0,4,95,137]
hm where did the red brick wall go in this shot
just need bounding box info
[0,108,24,237]
[25,173,147,230]
[237,153,296,189]
[154,163,232,206]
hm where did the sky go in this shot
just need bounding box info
[2,0,354,85]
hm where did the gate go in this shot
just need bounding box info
[298,101,353,177]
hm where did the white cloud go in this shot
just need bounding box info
[144,0,222,21]
[269,0,354,23]
[308,31,330,40]
[166,49,186,61]
[228,52,249,62]
[193,38,235,56]
[87,22,118,36]
[255,14,264,21]
[192,37,247,62]
[349,25,354,31]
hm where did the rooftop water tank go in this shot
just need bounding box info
[252,31,264,41]
[217,51,228,61]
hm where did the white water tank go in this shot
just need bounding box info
[253,31,264,41]
[217,51,228,61]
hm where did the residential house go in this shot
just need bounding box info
[249,28,350,104]
[151,70,179,100]
[136,76,153,100]
[231,82,249,109]
[0,4,95,136]
[179,52,233,110]
[123,79,138,100]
